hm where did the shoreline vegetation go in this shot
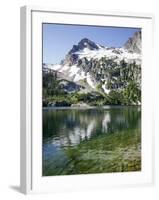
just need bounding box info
[42,91,141,108]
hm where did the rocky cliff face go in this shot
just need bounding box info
[124,31,141,54]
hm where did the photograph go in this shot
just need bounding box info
[42,23,141,176]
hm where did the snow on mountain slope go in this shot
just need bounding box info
[48,47,141,91]
[73,47,141,64]
[49,63,96,89]
[46,64,62,71]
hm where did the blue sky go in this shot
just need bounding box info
[43,23,140,64]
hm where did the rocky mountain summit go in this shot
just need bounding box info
[124,31,141,54]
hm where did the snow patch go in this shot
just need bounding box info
[59,65,70,72]
[69,65,80,77]
[47,64,62,71]
[102,83,110,94]
[74,71,86,82]
[86,73,95,89]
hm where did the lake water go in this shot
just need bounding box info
[43,106,141,176]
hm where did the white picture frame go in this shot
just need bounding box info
[20,6,154,194]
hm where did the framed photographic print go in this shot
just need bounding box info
[20,6,154,194]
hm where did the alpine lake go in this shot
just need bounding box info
[43,106,141,176]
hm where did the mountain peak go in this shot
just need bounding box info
[124,31,141,53]
[78,37,99,50]
[63,38,100,66]
[79,37,91,43]
[68,38,99,55]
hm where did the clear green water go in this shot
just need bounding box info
[43,106,141,176]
